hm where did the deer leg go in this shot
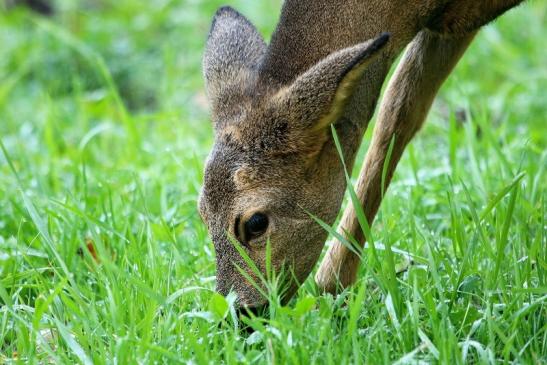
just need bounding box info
[315,29,477,293]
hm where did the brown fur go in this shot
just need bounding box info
[200,0,525,306]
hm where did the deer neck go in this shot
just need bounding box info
[260,1,429,84]
[259,1,432,162]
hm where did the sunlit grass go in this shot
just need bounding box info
[0,1,545,363]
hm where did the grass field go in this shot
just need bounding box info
[0,1,545,363]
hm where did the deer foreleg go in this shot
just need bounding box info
[315,30,477,293]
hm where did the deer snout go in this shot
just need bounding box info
[215,262,268,309]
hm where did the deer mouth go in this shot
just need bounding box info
[237,303,268,318]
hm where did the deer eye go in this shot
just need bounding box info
[243,213,269,241]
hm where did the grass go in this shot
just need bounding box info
[0,0,545,363]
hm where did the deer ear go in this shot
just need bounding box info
[203,7,266,108]
[281,33,390,132]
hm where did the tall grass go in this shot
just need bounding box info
[0,1,545,363]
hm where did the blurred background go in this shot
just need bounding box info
[0,1,545,362]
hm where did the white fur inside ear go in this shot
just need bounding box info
[313,59,372,132]
[278,36,387,134]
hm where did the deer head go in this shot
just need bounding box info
[199,6,389,307]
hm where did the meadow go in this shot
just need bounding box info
[0,0,545,363]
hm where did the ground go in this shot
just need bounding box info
[0,1,545,363]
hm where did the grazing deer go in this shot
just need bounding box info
[199,0,524,307]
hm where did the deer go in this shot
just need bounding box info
[199,0,525,309]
